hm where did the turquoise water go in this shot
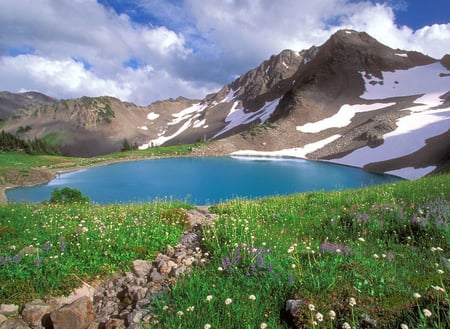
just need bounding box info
[6,156,402,205]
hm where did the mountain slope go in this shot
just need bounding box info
[1,30,449,178]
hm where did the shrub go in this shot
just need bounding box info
[49,187,90,204]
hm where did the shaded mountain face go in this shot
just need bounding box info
[1,30,449,178]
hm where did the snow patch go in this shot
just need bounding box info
[138,126,148,131]
[296,102,395,133]
[361,62,450,100]
[282,61,288,69]
[147,112,159,120]
[330,107,450,179]
[386,166,436,180]
[213,98,281,139]
[193,119,206,128]
[394,53,408,57]
[232,135,341,159]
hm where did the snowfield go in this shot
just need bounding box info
[235,62,450,180]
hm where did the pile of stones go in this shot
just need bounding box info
[0,207,216,329]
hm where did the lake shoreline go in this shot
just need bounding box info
[0,147,231,205]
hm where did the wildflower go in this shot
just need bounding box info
[328,310,336,320]
[34,258,42,267]
[423,309,432,318]
[413,292,421,299]
[349,297,356,307]
[218,266,223,272]
[358,237,365,242]
[400,324,409,329]
[437,269,444,274]
[177,311,184,317]
[342,322,351,329]
[432,285,445,293]
[249,295,256,301]
[260,323,268,329]
[287,246,295,253]
[162,305,169,311]
[373,254,379,259]
[187,306,195,312]
[315,312,324,322]
[42,241,52,251]
[206,295,213,302]
[225,298,232,305]
[308,304,315,311]
[291,264,296,269]
[204,324,212,329]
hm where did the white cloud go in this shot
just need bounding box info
[0,0,448,105]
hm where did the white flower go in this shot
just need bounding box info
[249,295,256,301]
[413,292,421,299]
[308,304,315,311]
[400,324,409,329]
[342,322,351,329]
[260,323,268,329]
[225,298,232,305]
[315,312,324,322]
[206,295,213,302]
[177,311,184,317]
[287,246,295,253]
[432,285,445,292]
[204,324,212,329]
[373,254,379,259]
[358,237,365,242]
[291,264,296,269]
[349,297,356,307]
[328,310,336,320]
[186,306,195,312]
[423,308,432,317]
[218,267,223,272]
[437,269,444,275]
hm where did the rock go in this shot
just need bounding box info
[0,304,19,316]
[0,318,30,329]
[131,260,152,278]
[50,296,94,329]
[21,299,57,328]
[18,246,40,256]
[280,299,304,328]
[0,315,6,325]
[149,269,163,283]
[104,319,126,329]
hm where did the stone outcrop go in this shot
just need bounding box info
[0,207,216,329]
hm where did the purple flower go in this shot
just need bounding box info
[42,241,51,251]
[386,252,394,263]
[12,254,21,263]
[35,258,42,267]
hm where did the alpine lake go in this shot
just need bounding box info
[6,156,403,205]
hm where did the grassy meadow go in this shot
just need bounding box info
[0,148,448,328]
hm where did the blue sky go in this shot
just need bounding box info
[0,0,449,105]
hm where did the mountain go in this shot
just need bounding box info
[1,30,449,179]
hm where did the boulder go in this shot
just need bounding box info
[0,318,30,329]
[131,260,152,278]
[50,296,94,329]
[0,304,19,316]
[21,299,57,328]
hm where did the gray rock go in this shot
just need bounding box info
[0,318,31,329]
[0,304,19,316]
[50,296,94,329]
[21,299,57,328]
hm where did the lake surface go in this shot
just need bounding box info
[6,156,402,205]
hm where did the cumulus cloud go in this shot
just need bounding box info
[0,0,449,105]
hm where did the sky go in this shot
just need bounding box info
[0,0,449,105]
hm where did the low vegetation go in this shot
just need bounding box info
[0,148,448,328]
[0,143,204,184]
[0,199,192,305]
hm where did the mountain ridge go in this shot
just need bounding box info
[1,29,449,179]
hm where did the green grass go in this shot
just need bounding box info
[0,200,192,305]
[0,143,204,183]
[147,174,449,329]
